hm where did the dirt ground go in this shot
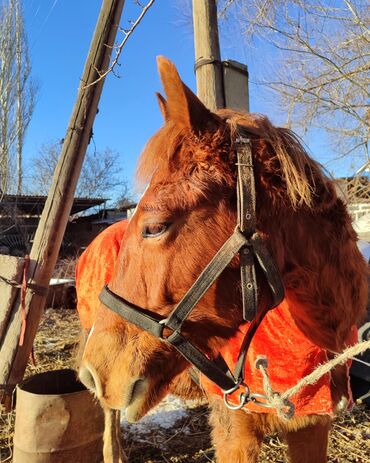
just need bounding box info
[1,307,369,463]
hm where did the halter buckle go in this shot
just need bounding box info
[158,318,169,339]
[235,135,250,146]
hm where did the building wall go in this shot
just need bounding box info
[348,202,370,222]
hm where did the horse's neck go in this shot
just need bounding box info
[273,208,365,352]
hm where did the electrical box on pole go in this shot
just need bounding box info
[192,0,249,113]
[222,60,249,112]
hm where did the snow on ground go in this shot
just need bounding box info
[121,395,200,434]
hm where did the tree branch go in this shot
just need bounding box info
[84,0,156,89]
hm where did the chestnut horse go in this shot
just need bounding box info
[79,57,368,463]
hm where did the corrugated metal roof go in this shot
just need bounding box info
[0,194,106,215]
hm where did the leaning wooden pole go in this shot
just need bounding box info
[0,0,126,406]
[192,0,224,110]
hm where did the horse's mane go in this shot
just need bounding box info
[219,110,333,209]
[136,111,334,212]
[135,105,367,352]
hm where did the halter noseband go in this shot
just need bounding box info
[99,127,285,409]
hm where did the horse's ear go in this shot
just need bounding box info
[156,56,221,133]
[156,93,170,122]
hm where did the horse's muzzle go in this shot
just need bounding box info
[79,363,149,421]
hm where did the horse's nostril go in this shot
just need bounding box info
[124,377,149,423]
[127,378,145,405]
[79,364,100,395]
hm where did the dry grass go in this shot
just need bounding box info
[122,406,370,463]
[1,308,369,463]
[0,308,80,463]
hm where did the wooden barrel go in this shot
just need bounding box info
[13,369,104,463]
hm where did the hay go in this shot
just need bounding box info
[1,307,369,462]
[121,405,370,463]
[0,308,81,462]
[25,307,81,376]
[0,411,15,463]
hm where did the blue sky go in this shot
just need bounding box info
[21,0,355,198]
[23,0,199,194]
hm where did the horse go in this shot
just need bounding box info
[79,57,368,463]
[75,219,203,462]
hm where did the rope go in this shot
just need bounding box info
[19,256,30,346]
[0,274,22,288]
[255,339,370,420]
[0,271,49,295]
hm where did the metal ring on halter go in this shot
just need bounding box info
[223,381,250,411]
[224,391,250,410]
[282,399,295,418]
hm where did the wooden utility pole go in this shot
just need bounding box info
[192,0,225,110]
[0,0,126,406]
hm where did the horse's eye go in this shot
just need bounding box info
[142,223,169,238]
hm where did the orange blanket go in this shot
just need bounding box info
[76,220,349,415]
[200,301,338,415]
[75,220,129,329]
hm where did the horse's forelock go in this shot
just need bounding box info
[136,110,335,212]
[136,122,187,186]
[135,121,235,212]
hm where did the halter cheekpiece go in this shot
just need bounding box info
[99,126,285,410]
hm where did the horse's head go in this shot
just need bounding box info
[80,58,367,422]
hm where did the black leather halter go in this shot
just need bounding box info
[99,129,285,409]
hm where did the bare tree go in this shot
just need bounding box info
[29,141,131,201]
[221,0,369,171]
[0,0,15,194]
[14,0,35,193]
[0,0,36,194]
